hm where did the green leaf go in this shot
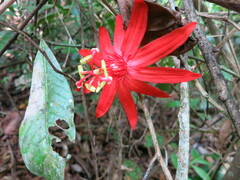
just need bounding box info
[123,159,143,180]
[19,39,75,180]
[166,100,180,108]
[0,31,14,51]
[192,166,211,180]
[191,157,210,166]
[191,148,201,159]
[144,133,165,148]
[157,83,170,91]
[170,153,178,168]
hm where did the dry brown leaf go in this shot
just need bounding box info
[116,0,197,56]
[0,111,24,135]
[141,1,197,56]
[219,120,233,148]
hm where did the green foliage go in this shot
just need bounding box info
[170,153,178,168]
[0,31,14,51]
[144,133,165,148]
[123,159,143,180]
[192,166,211,180]
[189,149,212,180]
[166,100,180,108]
[19,39,75,180]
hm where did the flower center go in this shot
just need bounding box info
[106,53,127,79]
[76,55,112,93]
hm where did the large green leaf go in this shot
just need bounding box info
[19,39,75,180]
[192,166,211,180]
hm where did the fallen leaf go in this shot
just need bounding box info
[219,120,233,148]
[0,111,24,135]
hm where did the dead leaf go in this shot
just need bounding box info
[219,120,233,148]
[0,111,24,135]
[141,1,197,56]
[116,0,197,56]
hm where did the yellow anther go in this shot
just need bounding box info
[85,83,96,92]
[101,60,108,77]
[80,55,92,64]
[78,65,85,78]
[96,81,106,93]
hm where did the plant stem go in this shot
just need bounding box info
[139,94,173,180]
[176,82,190,180]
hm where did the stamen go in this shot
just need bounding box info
[101,60,108,77]
[80,55,92,64]
[77,58,112,93]
[76,74,91,88]
[85,83,96,92]
[78,65,85,78]
[80,70,94,75]
[96,81,106,93]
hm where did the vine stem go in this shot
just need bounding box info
[139,94,173,180]
[0,0,15,15]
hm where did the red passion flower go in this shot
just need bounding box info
[76,0,201,129]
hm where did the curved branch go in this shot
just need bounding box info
[182,0,240,137]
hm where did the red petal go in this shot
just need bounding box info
[99,27,114,56]
[116,80,138,129]
[126,76,171,98]
[91,50,102,67]
[96,81,116,118]
[79,49,92,57]
[84,87,92,94]
[121,0,148,60]
[129,22,197,67]
[114,15,125,55]
[129,67,202,83]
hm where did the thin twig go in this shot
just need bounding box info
[117,112,123,180]
[54,5,78,68]
[139,94,173,180]
[80,89,99,180]
[0,21,76,83]
[142,153,158,180]
[188,56,240,79]
[0,60,25,69]
[198,13,240,31]
[98,0,118,16]
[217,22,240,49]
[0,0,48,57]
[220,66,240,79]
[193,0,240,76]
[88,0,99,48]
[180,56,230,118]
